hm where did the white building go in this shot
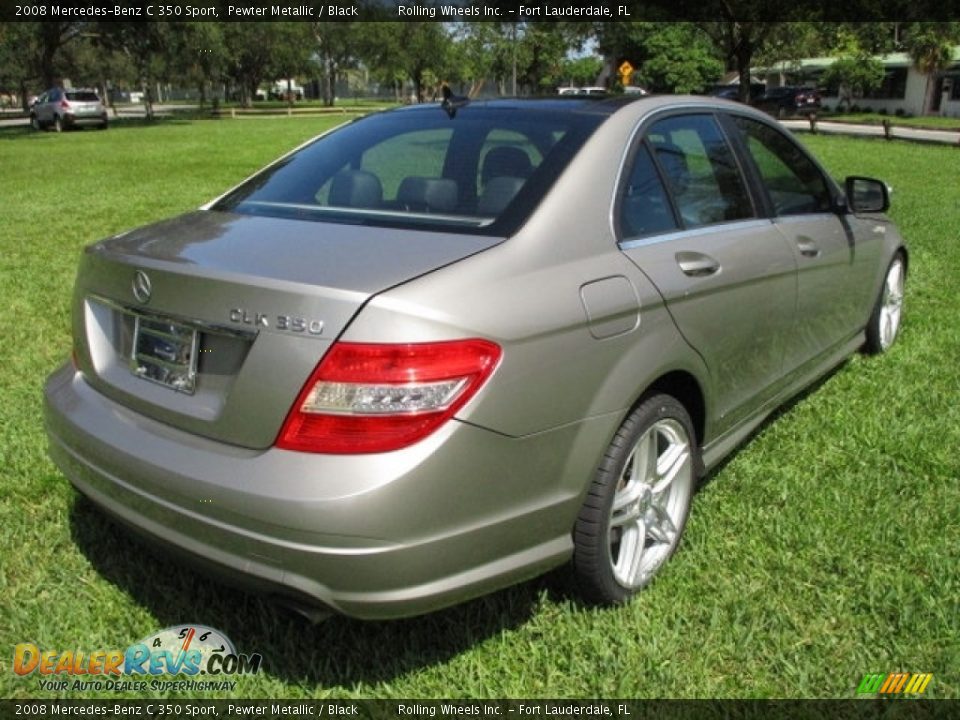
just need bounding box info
[755,46,960,117]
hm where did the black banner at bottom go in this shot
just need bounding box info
[0,700,957,720]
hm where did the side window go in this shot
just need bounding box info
[733,116,832,215]
[618,143,678,239]
[647,114,754,228]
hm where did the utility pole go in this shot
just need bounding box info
[511,23,517,96]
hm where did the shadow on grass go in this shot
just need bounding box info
[698,360,848,489]
[68,494,566,688]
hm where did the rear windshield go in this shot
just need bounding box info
[213,105,606,235]
[66,91,100,102]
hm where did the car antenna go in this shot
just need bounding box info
[441,85,469,119]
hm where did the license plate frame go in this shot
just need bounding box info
[130,313,200,394]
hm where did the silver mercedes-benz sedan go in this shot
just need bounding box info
[44,96,906,619]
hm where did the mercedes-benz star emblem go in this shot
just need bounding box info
[132,270,152,304]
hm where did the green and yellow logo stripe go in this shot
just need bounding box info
[857,672,933,695]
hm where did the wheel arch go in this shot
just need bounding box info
[630,369,707,474]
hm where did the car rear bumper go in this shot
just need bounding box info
[44,363,613,619]
[64,113,107,127]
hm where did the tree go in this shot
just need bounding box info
[632,23,724,93]
[821,32,885,111]
[311,22,357,106]
[698,21,786,102]
[0,23,36,109]
[222,23,287,107]
[356,23,453,102]
[0,21,86,108]
[166,22,228,109]
[596,22,724,94]
[94,21,169,119]
[902,22,960,115]
[561,56,604,89]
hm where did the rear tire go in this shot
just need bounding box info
[573,394,698,605]
[864,253,905,354]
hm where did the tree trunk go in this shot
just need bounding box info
[322,59,335,107]
[736,41,754,105]
[143,83,154,121]
[922,75,935,115]
[414,71,423,103]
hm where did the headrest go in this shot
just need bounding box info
[481,147,533,185]
[328,170,383,208]
[397,177,458,213]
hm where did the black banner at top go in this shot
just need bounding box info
[4,0,960,22]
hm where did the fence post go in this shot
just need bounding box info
[882,118,892,140]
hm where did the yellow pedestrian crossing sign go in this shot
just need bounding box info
[618,61,634,85]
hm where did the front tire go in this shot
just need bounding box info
[573,394,698,605]
[30,114,41,131]
[864,253,905,354]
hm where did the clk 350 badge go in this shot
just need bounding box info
[229,308,323,335]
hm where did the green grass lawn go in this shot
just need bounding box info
[0,118,957,700]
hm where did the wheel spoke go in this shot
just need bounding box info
[652,439,689,495]
[610,501,640,528]
[631,428,658,485]
[616,520,647,586]
[612,477,644,513]
[646,500,678,545]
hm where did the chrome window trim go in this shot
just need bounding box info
[618,218,774,251]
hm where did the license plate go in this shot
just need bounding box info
[131,314,199,393]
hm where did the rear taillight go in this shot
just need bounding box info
[276,339,502,454]
[60,99,70,110]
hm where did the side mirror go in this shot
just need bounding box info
[845,176,890,214]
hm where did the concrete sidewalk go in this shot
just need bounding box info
[782,118,960,146]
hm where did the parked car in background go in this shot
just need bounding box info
[753,86,821,118]
[705,83,766,103]
[45,96,906,619]
[30,88,108,131]
[558,86,609,96]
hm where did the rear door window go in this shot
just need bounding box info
[646,114,755,228]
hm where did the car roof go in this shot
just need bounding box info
[384,95,777,123]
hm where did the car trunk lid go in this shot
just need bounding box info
[73,210,500,449]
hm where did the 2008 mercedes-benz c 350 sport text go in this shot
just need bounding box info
[44,96,907,619]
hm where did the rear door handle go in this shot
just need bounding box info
[796,237,821,258]
[676,251,720,277]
